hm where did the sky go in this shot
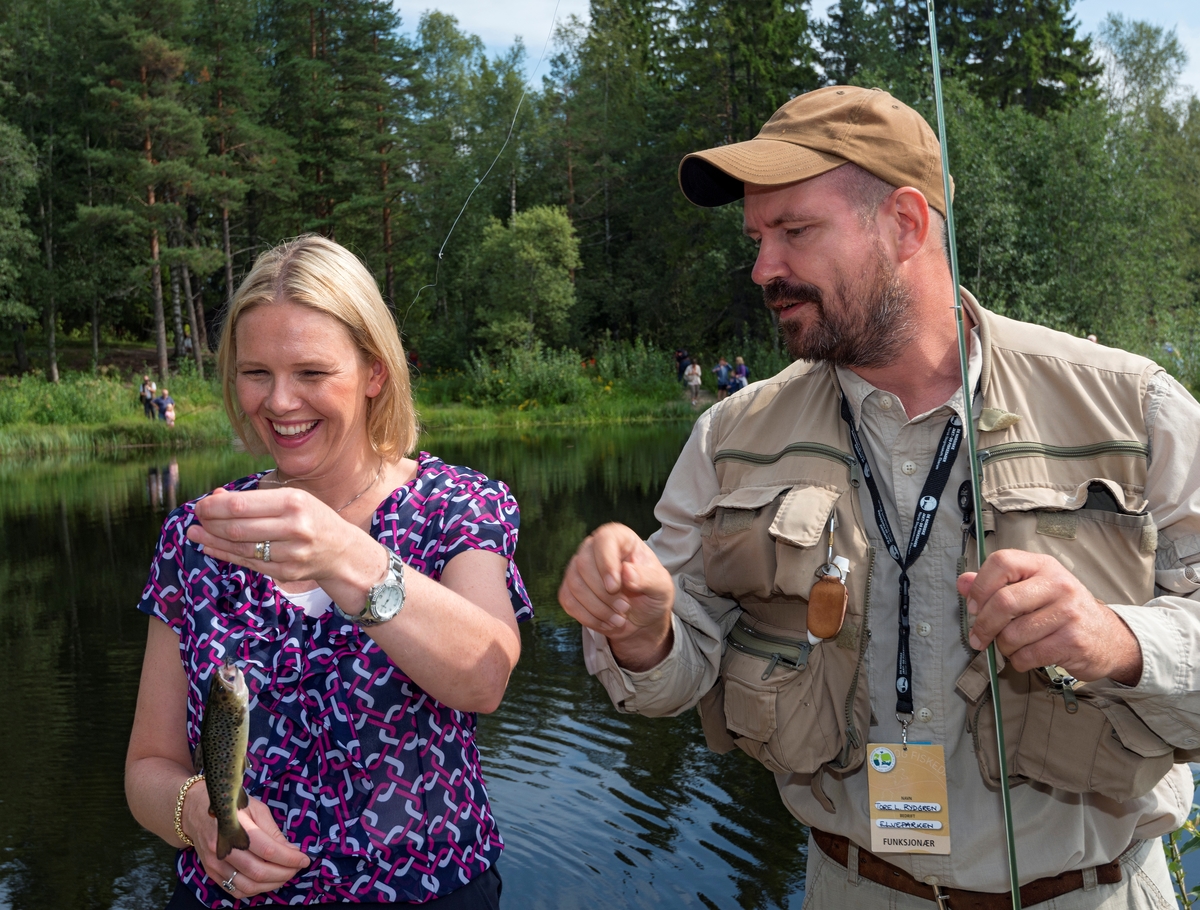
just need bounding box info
[395,0,1200,98]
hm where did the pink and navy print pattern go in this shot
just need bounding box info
[137,453,531,907]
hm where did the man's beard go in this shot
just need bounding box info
[764,247,917,369]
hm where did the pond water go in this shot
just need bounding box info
[0,424,809,910]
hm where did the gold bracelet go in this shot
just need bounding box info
[174,773,205,848]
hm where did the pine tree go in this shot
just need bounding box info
[191,0,294,310]
[819,0,1099,114]
[333,0,414,308]
[90,0,211,379]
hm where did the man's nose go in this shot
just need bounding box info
[750,238,789,287]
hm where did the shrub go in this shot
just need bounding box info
[0,372,132,426]
[465,345,594,407]
[592,337,679,399]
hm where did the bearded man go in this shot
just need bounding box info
[557,86,1200,909]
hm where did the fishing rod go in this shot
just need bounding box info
[924,3,1022,906]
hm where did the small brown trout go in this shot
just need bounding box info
[194,658,251,859]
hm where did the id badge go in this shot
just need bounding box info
[866,743,951,854]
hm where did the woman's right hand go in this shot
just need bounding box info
[182,783,311,898]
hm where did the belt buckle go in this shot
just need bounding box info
[931,884,951,910]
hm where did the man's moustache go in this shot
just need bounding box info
[763,280,822,310]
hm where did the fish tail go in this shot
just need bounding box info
[215,821,251,860]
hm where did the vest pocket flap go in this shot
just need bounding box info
[984,480,1146,516]
[955,649,992,702]
[983,484,1086,513]
[723,676,778,743]
[769,485,841,548]
[1100,701,1173,758]
[696,485,790,521]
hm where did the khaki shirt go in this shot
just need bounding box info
[583,334,1200,890]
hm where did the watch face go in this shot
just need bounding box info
[371,584,404,620]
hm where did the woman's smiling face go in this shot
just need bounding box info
[234,300,386,477]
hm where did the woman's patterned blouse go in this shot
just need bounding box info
[137,453,532,907]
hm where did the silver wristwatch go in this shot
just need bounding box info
[337,550,406,626]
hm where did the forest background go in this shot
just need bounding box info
[0,0,1197,406]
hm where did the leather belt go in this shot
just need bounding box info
[810,829,1123,910]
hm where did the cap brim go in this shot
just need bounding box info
[678,139,848,207]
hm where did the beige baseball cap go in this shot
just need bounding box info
[678,86,951,217]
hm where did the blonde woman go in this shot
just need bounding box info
[126,235,528,909]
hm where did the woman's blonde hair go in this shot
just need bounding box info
[217,235,417,459]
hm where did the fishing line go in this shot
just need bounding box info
[402,0,563,329]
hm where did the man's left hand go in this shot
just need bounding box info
[958,549,1143,685]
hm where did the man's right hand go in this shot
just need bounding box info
[558,522,675,672]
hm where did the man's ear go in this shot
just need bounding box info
[879,187,932,264]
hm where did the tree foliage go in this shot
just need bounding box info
[0,0,1196,390]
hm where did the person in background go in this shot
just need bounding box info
[125,234,527,909]
[731,356,749,392]
[153,388,175,423]
[684,359,703,405]
[675,349,692,383]
[141,375,158,419]
[164,398,177,428]
[711,356,732,399]
[1087,334,1098,343]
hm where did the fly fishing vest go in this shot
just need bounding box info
[695,297,1187,804]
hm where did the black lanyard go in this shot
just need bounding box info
[839,396,963,726]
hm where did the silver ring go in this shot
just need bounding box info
[254,541,266,560]
[221,870,238,892]
[262,540,271,563]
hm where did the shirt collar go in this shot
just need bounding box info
[835,326,983,429]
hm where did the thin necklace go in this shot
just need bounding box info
[264,460,385,513]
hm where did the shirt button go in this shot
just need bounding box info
[902,460,918,475]
[879,396,893,410]
[917,707,934,723]
[917,621,932,637]
[649,669,663,681]
[924,875,940,886]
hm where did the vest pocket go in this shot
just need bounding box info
[696,482,868,777]
[698,485,791,599]
[960,656,1174,801]
[699,615,840,774]
[770,485,843,598]
[984,478,1156,606]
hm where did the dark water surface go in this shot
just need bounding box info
[0,425,809,910]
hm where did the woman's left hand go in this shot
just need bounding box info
[186,487,365,585]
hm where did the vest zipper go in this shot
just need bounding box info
[728,619,812,679]
[1041,665,1080,714]
[977,440,1148,464]
[971,693,988,757]
[714,442,856,470]
[957,554,975,656]
[836,545,875,767]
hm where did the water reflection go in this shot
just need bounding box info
[0,425,808,910]
[146,461,180,513]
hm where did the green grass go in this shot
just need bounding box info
[0,344,702,456]
[0,365,232,456]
